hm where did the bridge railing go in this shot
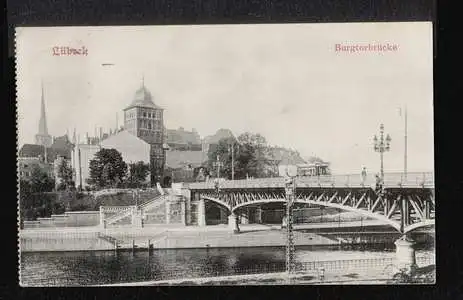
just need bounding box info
[100,206,135,213]
[188,172,434,189]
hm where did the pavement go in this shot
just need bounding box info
[99,267,395,286]
[20,219,389,235]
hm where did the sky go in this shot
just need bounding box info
[16,22,434,174]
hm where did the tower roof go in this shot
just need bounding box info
[38,82,49,135]
[124,80,163,111]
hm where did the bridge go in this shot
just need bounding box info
[187,172,435,235]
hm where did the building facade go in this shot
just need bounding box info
[165,127,202,151]
[100,130,150,165]
[72,143,100,189]
[123,81,166,185]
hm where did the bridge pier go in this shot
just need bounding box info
[255,207,263,224]
[228,213,240,233]
[198,199,206,227]
[394,235,417,274]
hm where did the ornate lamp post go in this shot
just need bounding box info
[213,155,223,180]
[213,155,224,195]
[284,173,296,275]
[373,124,391,179]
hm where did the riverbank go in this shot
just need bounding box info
[19,222,434,252]
[20,244,436,286]
[98,258,435,286]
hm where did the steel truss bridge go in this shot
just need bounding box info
[188,172,435,234]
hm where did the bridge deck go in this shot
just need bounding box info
[187,172,434,190]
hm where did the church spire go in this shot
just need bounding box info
[38,81,49,136]
[35,81,53,148]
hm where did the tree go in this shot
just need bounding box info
[237,132,273,178]
[19,167,56,222]
[207,132,275,180]
[87,148,127,189]
[126,161,150,188]
[29,166,55,193]
[56,159,74,191]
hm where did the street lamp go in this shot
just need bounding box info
[373,124,391,179]
[213,155,223,179]
[284,173,296,275]
[213,155,223,194]
[229,139,242,180]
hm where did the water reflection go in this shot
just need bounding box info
[20,243,434,286]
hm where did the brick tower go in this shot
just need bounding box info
[123,78,165,185]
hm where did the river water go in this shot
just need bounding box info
[20,241,435,286]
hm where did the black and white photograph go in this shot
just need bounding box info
[16,22,435,286]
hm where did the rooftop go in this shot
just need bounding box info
[124,85,163,111]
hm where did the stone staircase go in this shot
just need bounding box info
[105,194,168,226]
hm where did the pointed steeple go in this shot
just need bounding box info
[35,81,53,147]
[38,81,49,136]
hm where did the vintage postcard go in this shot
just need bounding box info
[16,22,434,286]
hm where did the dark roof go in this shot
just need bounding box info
[19,144,54,161]
[125,85,162,110]
[165,150,207,169]
[19,142,73,161]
